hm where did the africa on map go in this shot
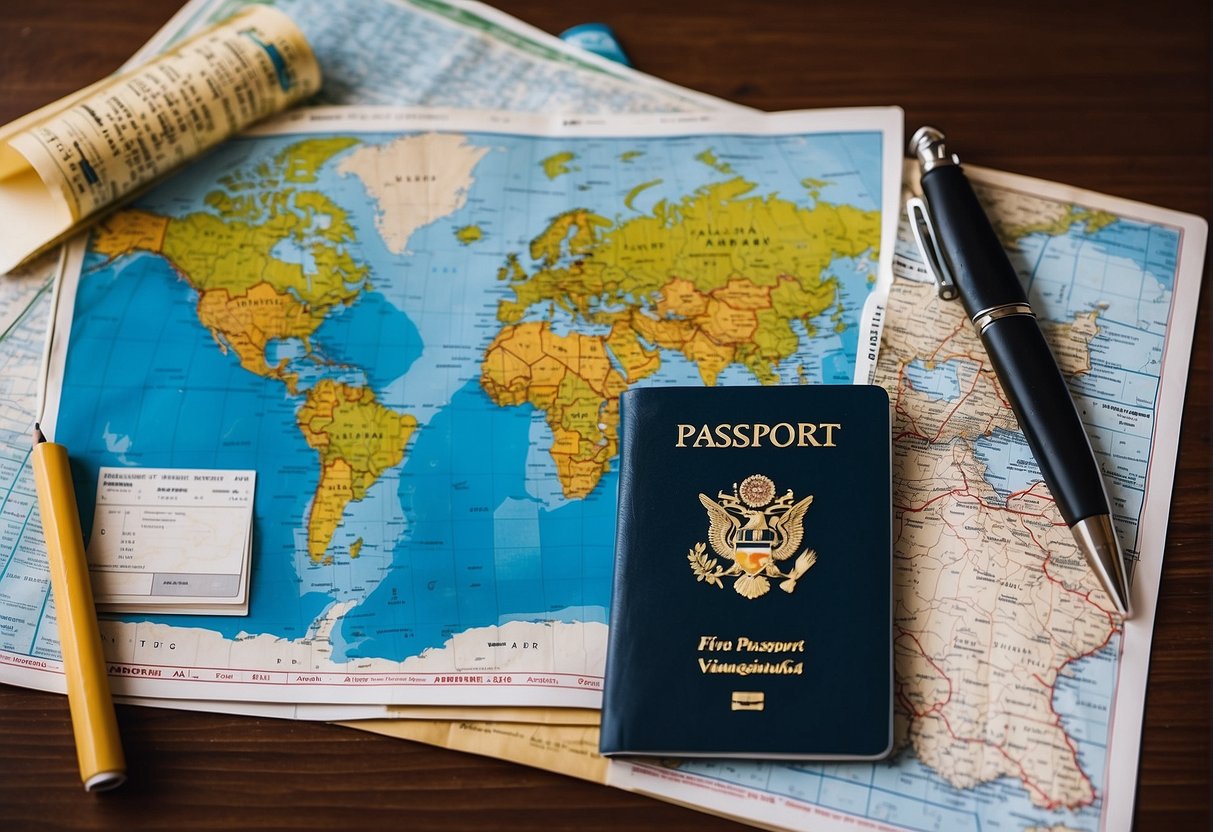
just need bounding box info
[41,107,900,707]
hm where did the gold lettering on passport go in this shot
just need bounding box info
[674,422,840,448]
[688,474,817,599]
[695,635,807,677]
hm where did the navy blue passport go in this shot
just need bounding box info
[599,385,892,759]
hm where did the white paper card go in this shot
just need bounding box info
[87,468,255,615]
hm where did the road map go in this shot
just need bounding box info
[600,167,1206,831]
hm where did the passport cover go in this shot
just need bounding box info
[599,384,892,759]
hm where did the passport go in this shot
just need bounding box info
[599,384,892,759]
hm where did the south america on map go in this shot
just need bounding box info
[27,107,900,707]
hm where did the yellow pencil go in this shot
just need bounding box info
[31,424,126,792]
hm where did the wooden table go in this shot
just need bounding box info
[0,1,1207,828]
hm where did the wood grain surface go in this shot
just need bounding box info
[0,1,1208,829]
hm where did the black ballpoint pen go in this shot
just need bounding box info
[905,126,1132,618]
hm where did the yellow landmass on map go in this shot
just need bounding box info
[297,380,417,562]
[605,320,660,381]
[195,282,323,391]
[526,209,612,271]
[694,148,733,174]
[624,179,662,211]
[539,151,577,180]
[161,195,365,305]
[500,178,876,325]
[92,135,492,570]
[92,138,435,567]
[455,224,483,245]
[278,137,360,183]
[481,322,626,499]
[92,138,371,393]
[485,176,879,494]
[876,278,1117,811]
[93,210,170,258]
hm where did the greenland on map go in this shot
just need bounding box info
[18,106,902,707]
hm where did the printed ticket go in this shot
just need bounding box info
[87,467,255,615]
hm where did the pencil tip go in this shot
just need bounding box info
[32,423,46,444]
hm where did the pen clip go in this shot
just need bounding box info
[906,197,958,301]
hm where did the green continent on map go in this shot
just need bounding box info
[297,380,417,563]
[876,277,1115,811]
[483,175,879,496]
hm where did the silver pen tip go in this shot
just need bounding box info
[909,126,945,155]
[909,126,956,172]
[1071,515,1132,619]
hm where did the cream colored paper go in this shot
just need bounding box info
[0,6,319,273]
[348,718,610,785]
[87,467,256,615]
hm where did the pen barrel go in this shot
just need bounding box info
[32,442,126,791]
[920,165,1029,320]
[979,316,1110,526]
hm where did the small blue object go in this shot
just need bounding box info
[559,23,632,67]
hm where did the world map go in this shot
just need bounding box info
[40,108,894,705]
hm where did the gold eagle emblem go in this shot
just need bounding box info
[688,474,817,599]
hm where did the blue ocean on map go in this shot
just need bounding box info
[55,126,885,662]
[1017,217,1175,330]
[57,251,333,639]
